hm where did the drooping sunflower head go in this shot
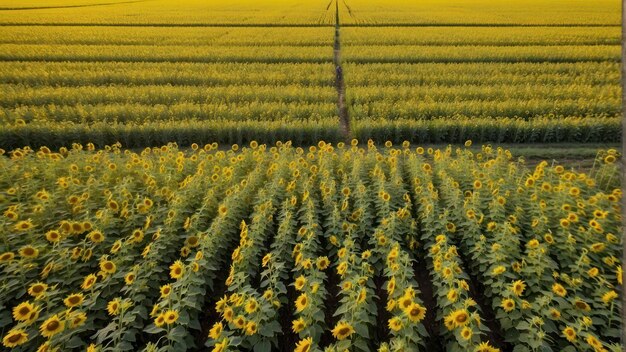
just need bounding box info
[551,283,567,297]
[295,276,307,291]
[70,311,88,328]
[331,321,355,341]
[82,274,97,290]
[245,321,257,336]
[295,293,308,312]
[388,317,403,332]
[294,337,313,352]
[107,298,121,316]
[208,322,223,340]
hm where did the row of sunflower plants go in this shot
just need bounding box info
[406,152,501,352]
[320,167,377,352]
[289,175,330,352]
[205,160,294,352]
[368,149,429,352]
[145,152,271,351]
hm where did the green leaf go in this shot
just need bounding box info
[253,339,272,352]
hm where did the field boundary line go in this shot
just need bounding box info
[334,0,351,141]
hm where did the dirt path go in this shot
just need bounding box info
[334,0,351,142]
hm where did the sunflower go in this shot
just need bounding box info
[87,230,104,243]
[336,262,348,276]
[82,274,97,290]
[19,245,39,258]
[124,272,135,285]
[562,326,576,342]
[45,230,62,243]
[331,321,354,340]
[511,280,526,296]
[245,321,257,336]
[223,307,234,322]
[154,314,166,327]
[447,289,458,303]
[398,295,413,310]
[110,240,122,254]
[387,277,396,294]
[316,256,330,270]
[14,220,34,232]
[294,337,313,352]
[164,310,179,324]
[0,251,15,262]
[585,335,603,351]
[213,337,229,352]
[208,322,223,339]
[292,317,306,333]
[446,309,470,329]
[40,315,64,338]
[170,260,185,279]
[69,311,87,328]
[601,291,618,305]
[295,293,308,312]
[245,299,258,314]
[13,301,39,322]
[130,229,144,243]
[461,326,473,340]
[234,315,246,329]
[388,317,403,332]
[574,299,591,311]
[295,276,307,291]
[160,284,172,298]
[357,288,367,304]
[590,243,605,253]
[500,298,515,312]
[551,283,567,297]
[28,282,48,298]
[474,341,499,352]
[107,298,121,316]
[64,293,84,308]
[2,329,28,348]
[100,260,116,275]
[386,299,396,312]
[405,303,426,323]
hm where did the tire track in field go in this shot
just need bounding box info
[334,0,351,142]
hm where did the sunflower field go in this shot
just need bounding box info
[0,0,621,148]
[0,140,621,352]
